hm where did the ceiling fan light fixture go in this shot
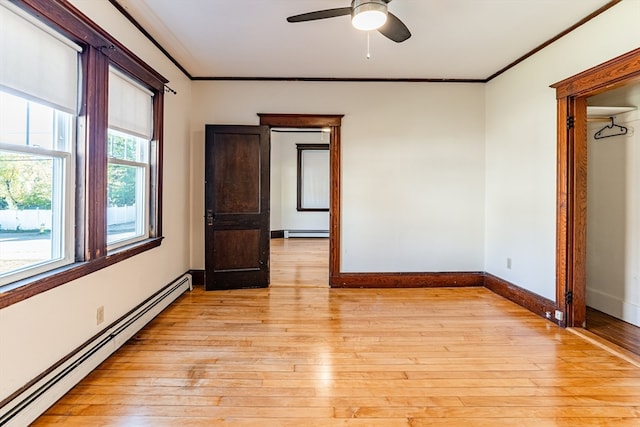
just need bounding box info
[351,0,388,31]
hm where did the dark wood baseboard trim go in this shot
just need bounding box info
[196,263,559,325]
[330,272,485,288]
[330,271,560,325]
[483,273,560,325]
[188,269,205,287]
[271,230,284,239]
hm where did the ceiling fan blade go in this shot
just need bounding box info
[377,12,411,42]
[287,7,351,23]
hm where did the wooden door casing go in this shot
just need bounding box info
[258,114,343,285]
[552,48,640,326]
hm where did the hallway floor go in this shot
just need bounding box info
[587,306,640,356]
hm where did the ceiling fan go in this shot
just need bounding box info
[286,0,411,43]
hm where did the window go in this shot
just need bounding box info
[0,4,79,285]
[0,92,75,284]
[0,0,166,307]
[107,68,153,249]
[297,144,330,211]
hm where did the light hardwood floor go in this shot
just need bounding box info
[34,239,640,426]
[270,237,329,288]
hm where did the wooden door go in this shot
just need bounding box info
[204,125,270,290]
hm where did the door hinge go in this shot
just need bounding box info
[566,116,575,129]
[565,291,573,304]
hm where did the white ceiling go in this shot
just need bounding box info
[114,0,614,80]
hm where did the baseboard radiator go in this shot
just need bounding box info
[284,229,329,238]
[0,274,192,427]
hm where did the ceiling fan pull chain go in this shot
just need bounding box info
[367,31,371,59]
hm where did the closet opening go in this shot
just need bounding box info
[552,48,640,355]
[584,87,640,354]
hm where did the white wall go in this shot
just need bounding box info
[484,0,640,301]
[587,102,640,327]
[190,82,486,273]
[3,0,639,407]
[270,131,330,233]
[0,1,193,402]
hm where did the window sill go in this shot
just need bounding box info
[0,237,163,309]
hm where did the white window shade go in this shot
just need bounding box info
[301,149,330,209]
[108,67,153,140]
[0,3,80,113]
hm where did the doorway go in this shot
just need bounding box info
[203,115,342,290]
[552,48,640,341]
[258,114,343,285]
[584,83,640,353]
[269,127,330,287]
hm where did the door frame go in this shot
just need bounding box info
[258,114,343,285]
[551,48,640,327]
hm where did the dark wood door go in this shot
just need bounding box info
[204,125,270,290]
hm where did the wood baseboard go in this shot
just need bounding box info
[330,272,485,288]
[188,269,205,287]
[270,230,284,239]
[195,264,557,325]
[483,273,560,325]
[330,271,559,325]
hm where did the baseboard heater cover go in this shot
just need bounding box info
[284,230,329,238]
[0,274,192,427]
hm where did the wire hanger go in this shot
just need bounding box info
[594,117,628,140]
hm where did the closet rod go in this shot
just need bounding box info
[587,117,617,122]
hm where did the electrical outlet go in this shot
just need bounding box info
[545,311,551,319]
[506,258,512,269]
[96,306,104,325]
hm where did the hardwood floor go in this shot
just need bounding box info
[34,239,640,426]
[586,306,640,356]
[270,238,329,288]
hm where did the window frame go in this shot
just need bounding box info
[0,0,167,309]
[0,138,74,283]
[106,66,154,250]
[106,151,150,249]
[296,143,330,212]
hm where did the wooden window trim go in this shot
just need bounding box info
[0,238,163,309]
[296,143,330,212]
[0,0,168,309]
